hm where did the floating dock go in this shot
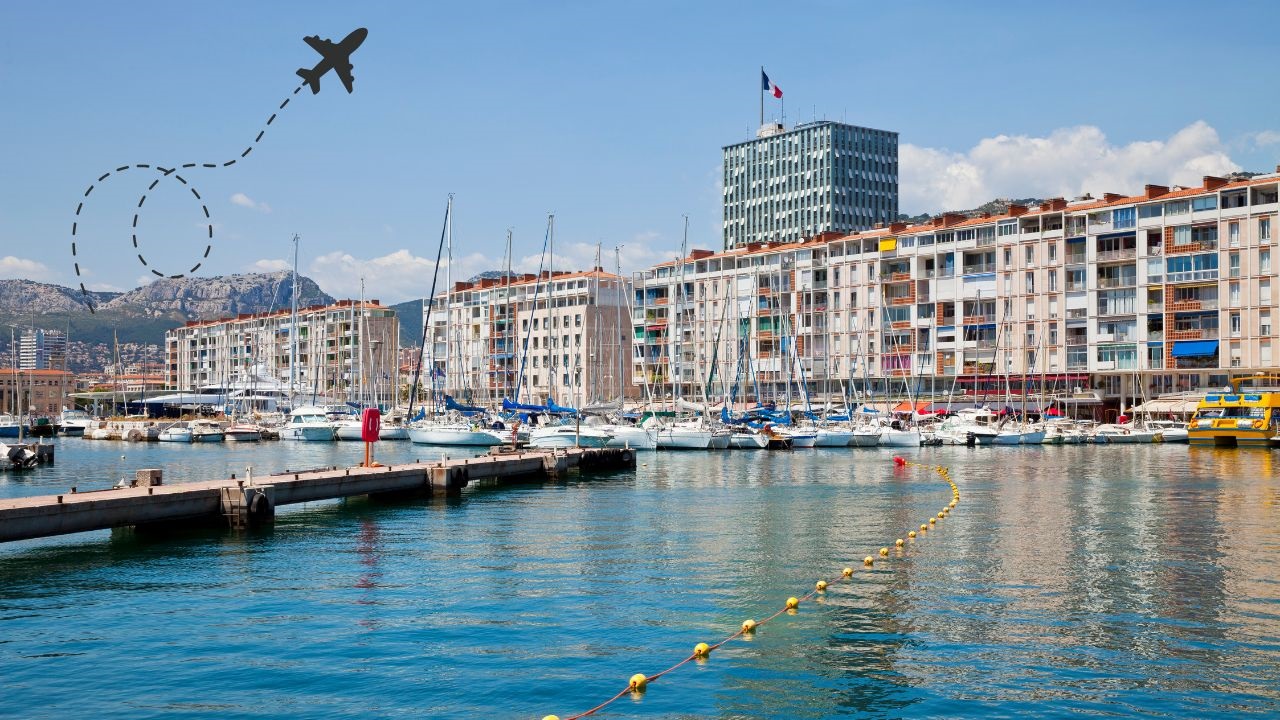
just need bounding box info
[0,447,636,543]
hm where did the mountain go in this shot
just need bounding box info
[0,273,333,348]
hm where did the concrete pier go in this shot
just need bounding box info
[0,447,636,543]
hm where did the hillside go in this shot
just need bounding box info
[0,273,333,348]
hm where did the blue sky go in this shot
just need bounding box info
[2,0,1278,303]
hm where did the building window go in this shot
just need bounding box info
[1229,281,1241,306]
[1192,196,1218,212]
[1229,252,1241,278]
[1262,217,1273,243]
[1263,249,1272,274]
[1230,312,1241,337]
[1263,280,1272,304]
[1025,271,1035,294]
[1229,222,1240,247]
[1025,246,1034,265]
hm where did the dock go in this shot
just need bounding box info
[0,446,636,543]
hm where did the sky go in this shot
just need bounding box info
[2,0,1279,304]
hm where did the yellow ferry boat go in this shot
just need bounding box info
[1188,375,1280,447]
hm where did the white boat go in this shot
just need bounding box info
[602,424,658,450]
[1144,419,1189,443]
[812,427,854,447]
[848,428,881,447]
[408,422,503,446]
[783,428,819,448]
[333,418,365,441]
[225,423,263,441]
[878,426,922,447]
[708,428,732,449]
[190,419,226,442]
[727,429,769,449]
[280,406,336,441]
[991,427,1047,445]
[655,421,716,450]
[0,414,20,438]
[58,409,95,436]
[1093,423,1158,444]
[934,409,1001,446]
[157,424,193,443]
[378,423,410,440]
[528,425,612,448]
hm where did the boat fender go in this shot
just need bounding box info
[127,429,143,442]
[248,491,273,525]
[620,449,633,465]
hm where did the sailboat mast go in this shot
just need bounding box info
[290,234,300,400]
[505,228,513,402]
[614,246,625,404]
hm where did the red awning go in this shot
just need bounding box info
[892,400,932,413]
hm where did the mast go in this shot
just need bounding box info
[444,195,453,407]
[505,228,513,402]
[358,278,365,408]
[614,246,625,405]
[406,196,453,422]
[547,214,556,403]
[290,234,299,400]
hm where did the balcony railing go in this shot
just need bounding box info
[1065,252,1087,265]
[1066,282,1088,292]
[962,314,996,325]
[1096,248,1137,262]
[1067,309,1089,319]
[962,263,997,275]
[1097,276,1137,289]
[1166,269,1219,283]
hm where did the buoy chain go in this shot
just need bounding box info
[545,458,960,720]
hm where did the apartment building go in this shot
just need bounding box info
[423,270,633,406]
[165,300,399,396]
[633,172,1280,413]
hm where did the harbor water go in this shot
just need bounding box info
[1,438,1278,718]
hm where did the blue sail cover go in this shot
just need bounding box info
[444,395,485,413]
[546,399,578,414]
[502,398,548,413]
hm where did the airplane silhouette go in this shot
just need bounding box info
[296,27,368,94]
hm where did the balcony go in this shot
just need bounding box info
[962,314,996,325]
[1169,328,1219,340]
[962,263,997,275]
[1066,281,1088,292]
[1167,298,1217,312]
[1166,269,1219,283]
[1096,248,1137,262]
[1097,276,1137,289]
[1065,252,1087,265]
[1167,241,1217,255]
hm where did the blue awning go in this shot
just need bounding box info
[1171,339,1219,358]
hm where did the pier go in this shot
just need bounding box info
[0,446,636,543]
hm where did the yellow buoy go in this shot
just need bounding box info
[543,716,560,720]
[879,547,889,557]
[842,567,853,577]
[786,596,800,609]
[929,517,937,525]
[863,556,874,566]
[629,673,648,691]
[816,580,828,592]
[693,642,710,658]
[908,530,917,538]
[895,538,905,547]
[920,524,928,531]
[938,511,945,518]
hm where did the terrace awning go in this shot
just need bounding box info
[1171,340,1219,358]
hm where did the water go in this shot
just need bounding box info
[1,439,1278,718]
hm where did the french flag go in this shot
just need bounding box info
[762,70,782,99]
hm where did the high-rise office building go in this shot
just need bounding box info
[722,120,899,250]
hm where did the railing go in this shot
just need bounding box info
[1167,241,1217,254]
[1066,281,1088,292]
[963,314,996,324]
[976,236,996,247]
[1166,269,1219,283]
[1096,248,1137,262]
[1148,331,1164,341]
[962,263,997,275]
[1147,302,1164,312]
[1097,276,1137,289]
[1067,309,1089,319]
[1169,328,1219,340]
[974,339,998,349]
[1065,252,1087,265]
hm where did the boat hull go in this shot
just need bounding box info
[604,426,657,450]
[879,429,921,447]
[378,425,410,441]
[656,428,714,450]
[848,431,881,447]
[528,429,612,448]
[280,425,336,441]
[727,432,769,449]
[813,430,854,447]
[157,430,192,443]
[408,427,503,446]
[334,424,365,441]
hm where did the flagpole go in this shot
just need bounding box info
[759,66,764,129]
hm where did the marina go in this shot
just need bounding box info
[0,439,1276,717]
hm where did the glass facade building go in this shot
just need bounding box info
[722,121,899,250]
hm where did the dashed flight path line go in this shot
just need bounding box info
[70,83,306,312]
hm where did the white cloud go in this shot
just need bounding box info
[0,255,55,282]
[249,258,290,273]
[84,282,125,292]
[1248,130,1280,148]
[901,121,1242,214]
[515,232,681,277]
[230,192,271,213]
[307,249,490,304]
[135,274,157,288]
